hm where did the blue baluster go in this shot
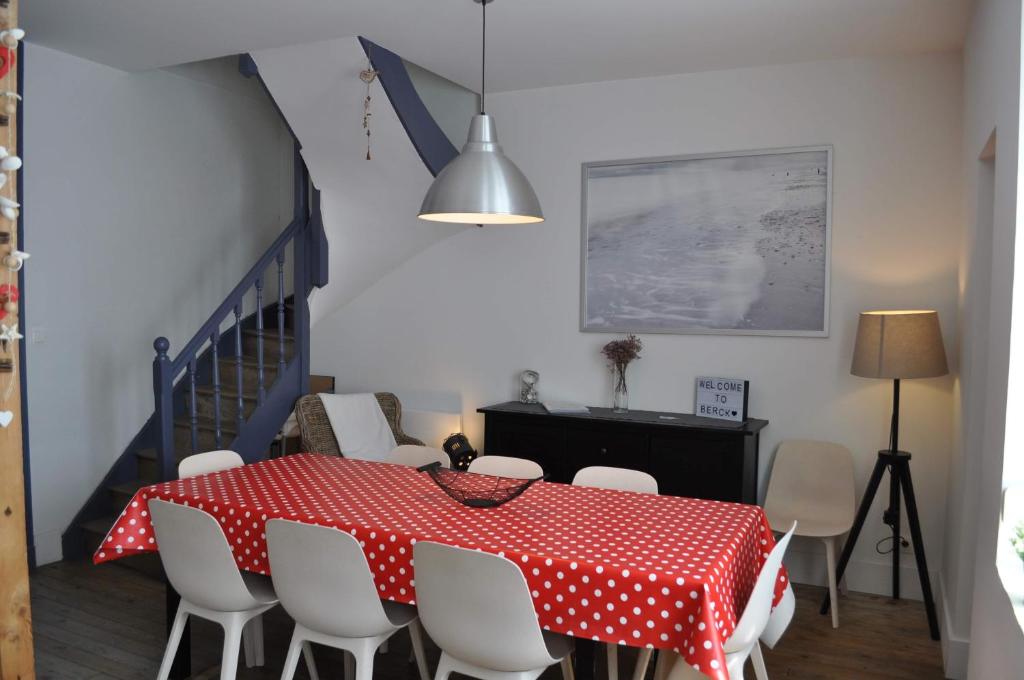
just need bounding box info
[234,305,244,434]
[293,221,310,396]
[255,277,266,406]
[211,330,222,448]
[277,251,286,375]
[188,358,198,454]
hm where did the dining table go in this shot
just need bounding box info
[95,453,789,680]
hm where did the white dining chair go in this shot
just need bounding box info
[663,523,797,680]
[572,466,658,494]
[413,541,575,680]
[763,440,855,628]
[178,449,244,478]
[468,455,544,479]
[176,448,271,666]
[747,582,796,680]
[388,444,450,469]
[572,466,658,680]
[149,499,280,680]
[266,519,431,680]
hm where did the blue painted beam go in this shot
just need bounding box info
[359,37,459,178]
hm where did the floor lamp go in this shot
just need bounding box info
[821,310,947,640]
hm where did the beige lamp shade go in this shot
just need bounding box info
[851,310,948,379]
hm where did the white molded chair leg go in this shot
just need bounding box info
[242,613,264,667]
[561,654,576,680]
[344,651,356,680]
[652,651,669,680]
[242,619,255,668]
[302,641,320,680]
[632,648,653,680]
[824,536,839,628]
[354,645,376,680]
[280,630,304,680]
[434,653,454,680]
[750,642,768,680]
[156,604,188,680]
[220,618,244,680]
[607,643,618,680]
[408,619,431,680]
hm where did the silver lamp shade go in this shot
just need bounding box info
[418,114,543,224]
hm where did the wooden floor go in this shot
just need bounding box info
[30,559,946,679]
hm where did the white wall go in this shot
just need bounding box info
[943,0,1024,678]
[250,38,467,328]
[310,53,964,599]
[23,44,293,564]
[404,59,478,149]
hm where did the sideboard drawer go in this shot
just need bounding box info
[566,427,649,478]
[649,432,749,503]
[484,415,568,481]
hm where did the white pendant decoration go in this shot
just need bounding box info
[0,92,19,117]
[0,410,13,428]
[2,249,28,271]
[0,323,21,352]
[0,145,21,171]
[0,197,18,221]
[0,28,25,49]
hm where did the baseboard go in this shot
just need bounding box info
[938,572,970,679]
[33,529,63,566]
[784,544,940,600]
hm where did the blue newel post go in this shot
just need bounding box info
[152,336,176,482]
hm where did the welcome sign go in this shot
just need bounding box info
[695,376,749,422]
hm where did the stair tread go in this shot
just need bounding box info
[243,328,294,340]
[217,355,281,369]
[81,516,119,534]
[135,447,189,462]
[108,479,149,495]
[174,415,240,434]
[194,384,260,400]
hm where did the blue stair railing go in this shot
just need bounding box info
[151,147,319,481]
[61,54,330,559]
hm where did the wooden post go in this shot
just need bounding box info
[0,0,35,677]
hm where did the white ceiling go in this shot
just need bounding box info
[24,0,972,92]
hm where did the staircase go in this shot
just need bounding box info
[75,304,297,569]
[63,38,463,568]
[62,56,329,568]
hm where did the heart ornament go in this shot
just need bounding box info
[0,411,14,428]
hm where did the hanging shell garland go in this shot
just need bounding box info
[0,28,24,49]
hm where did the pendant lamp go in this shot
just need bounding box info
[418,0,543,225]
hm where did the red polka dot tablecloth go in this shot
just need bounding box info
[94,454,787,679]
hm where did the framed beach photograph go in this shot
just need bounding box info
[580,146,832,336]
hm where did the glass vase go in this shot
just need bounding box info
[613,364,629,413]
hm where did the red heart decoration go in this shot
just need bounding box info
[0,283,19,321]
[0,48,16,82]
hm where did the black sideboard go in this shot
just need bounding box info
[477,402,768,504]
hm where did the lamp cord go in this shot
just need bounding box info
[481,0,486,114]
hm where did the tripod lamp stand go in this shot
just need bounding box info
[821,310,947,640]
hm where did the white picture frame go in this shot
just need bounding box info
[580,145,833,337]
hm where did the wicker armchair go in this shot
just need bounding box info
[294,392,424,456]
